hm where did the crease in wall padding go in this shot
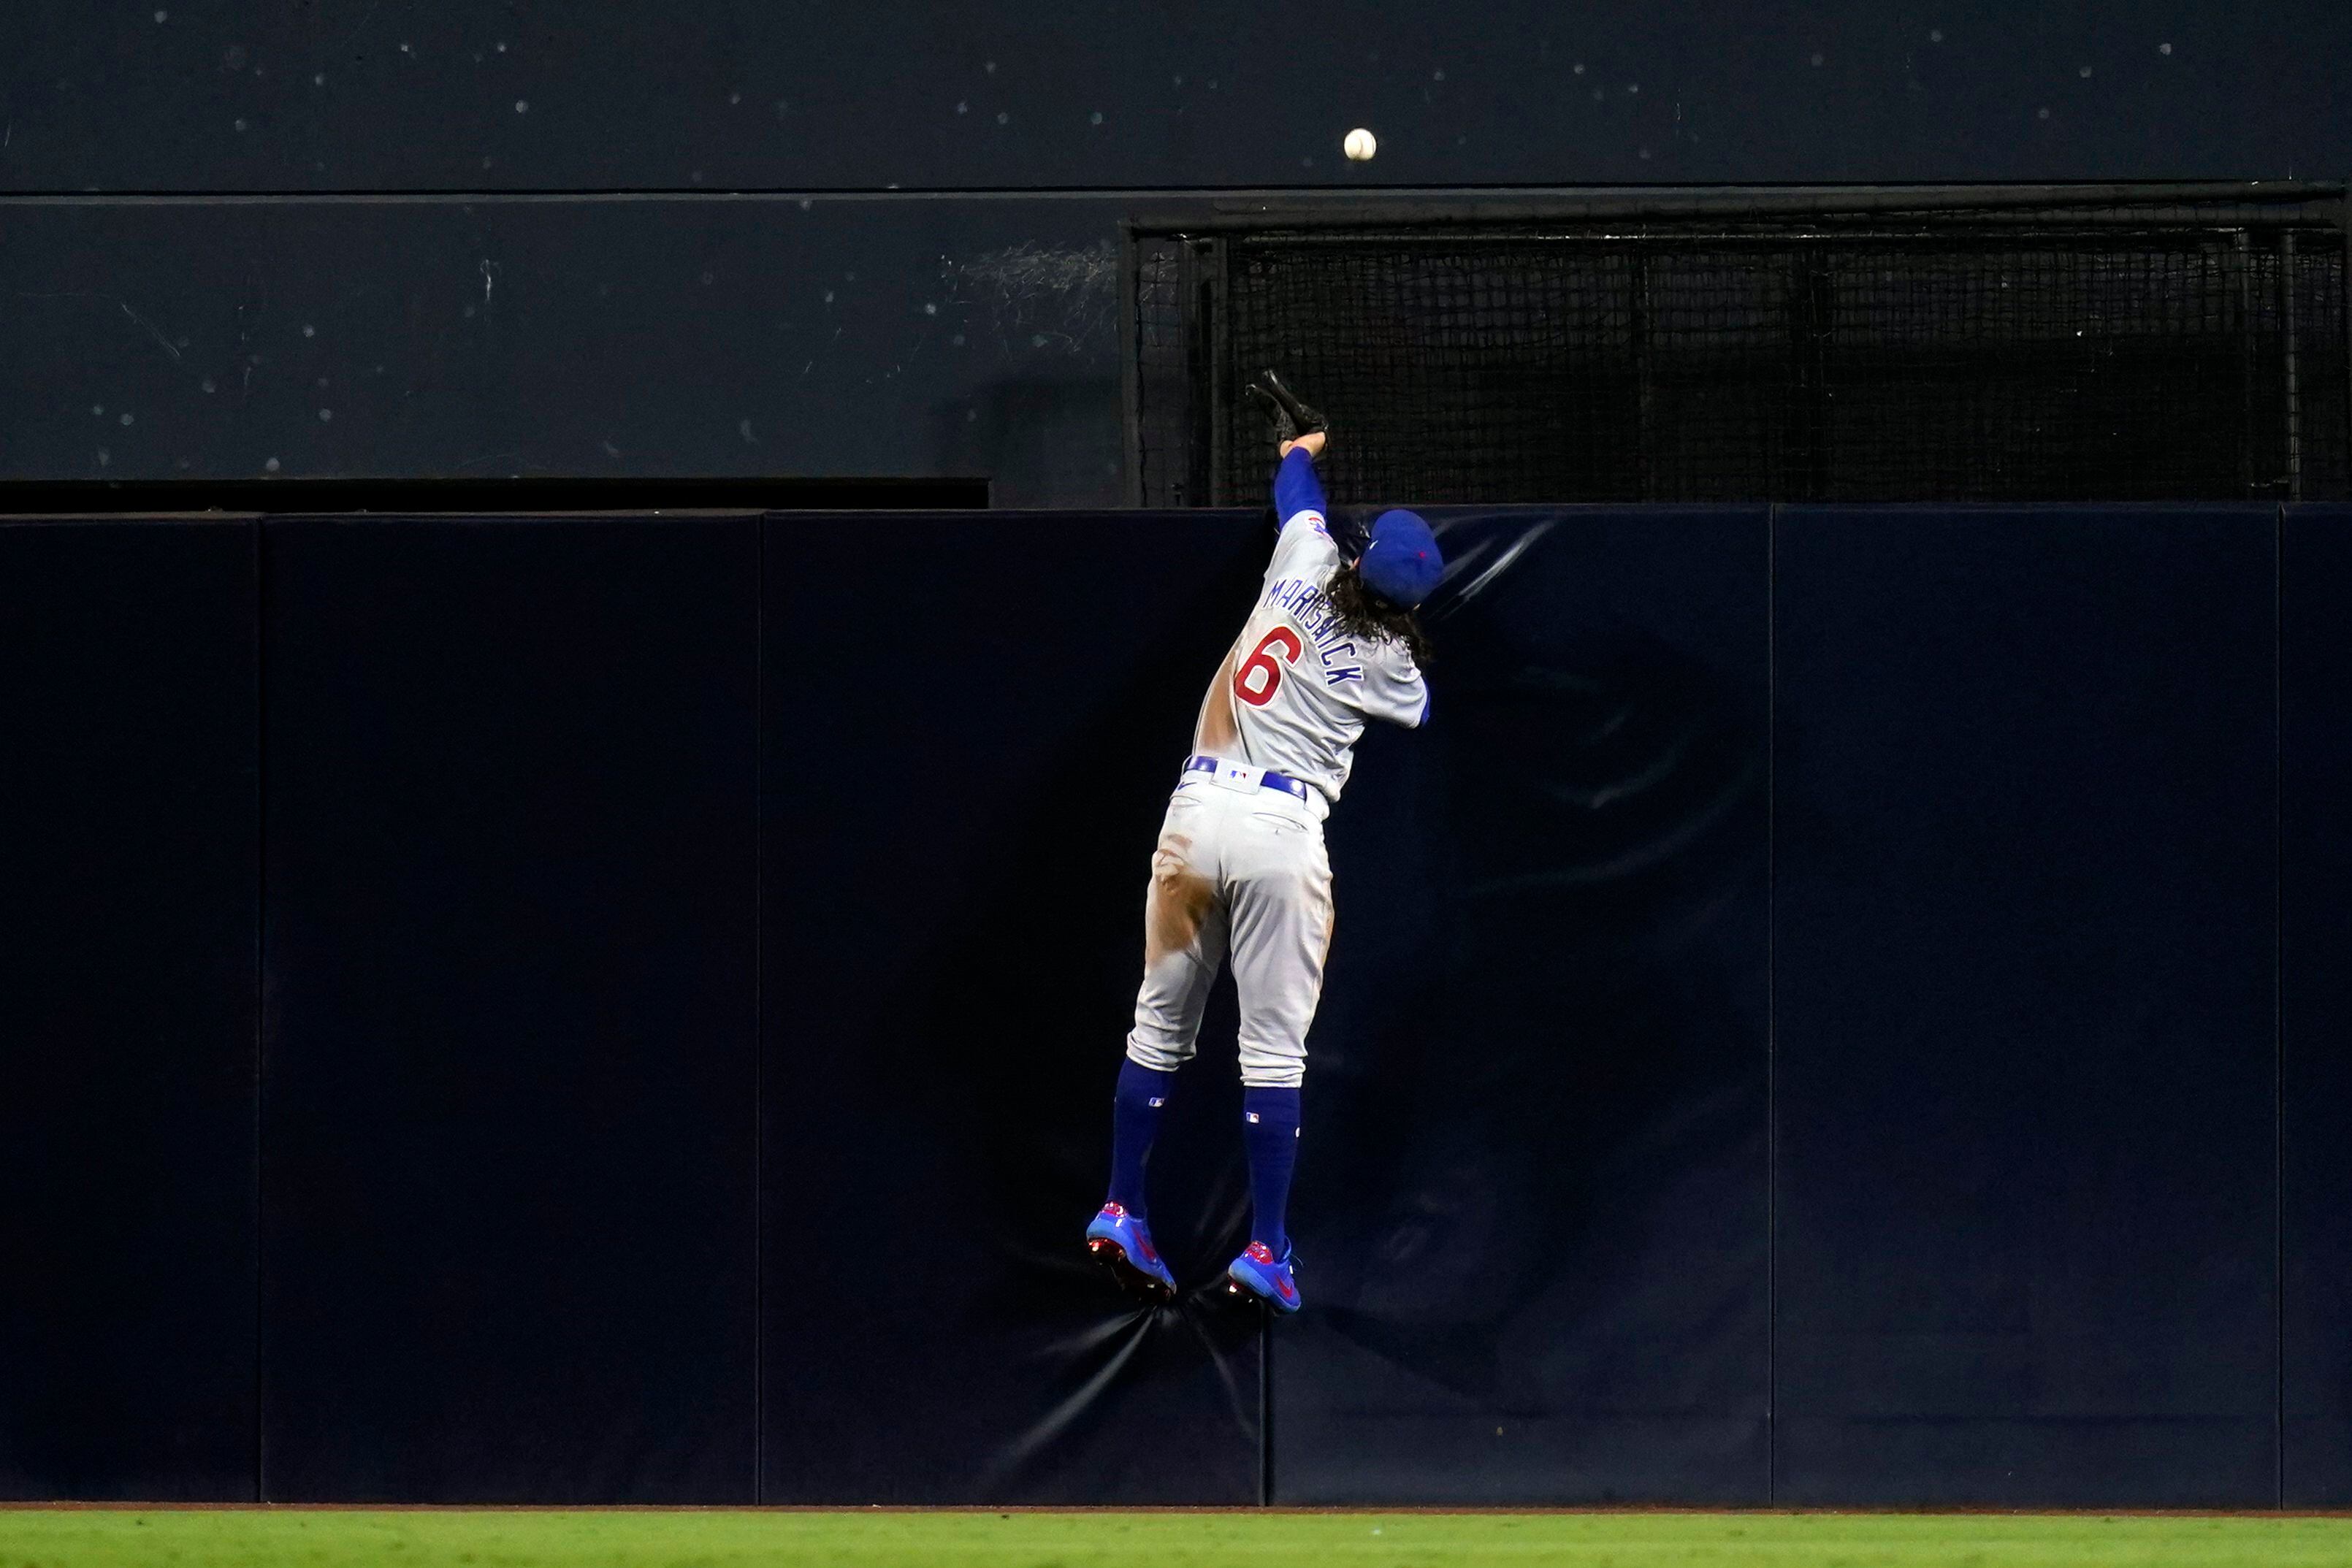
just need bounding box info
[933,1030,1266,1504]
[970,1231,1264,1499]
[1275,508,1775,1504]
[759,513,1269,1504]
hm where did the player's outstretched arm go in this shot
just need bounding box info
[1248,368,1332,525]
[1273,442,1327,527]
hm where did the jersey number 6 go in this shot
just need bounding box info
[1235,627,1305,707]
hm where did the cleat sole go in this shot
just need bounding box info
[1087,1234,1176,1304]
[1225,1271,1302,1314]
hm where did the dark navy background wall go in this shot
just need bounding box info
[1772,508,2277,1505]
[8,2,2345,191]
[2283,505,2352,1505]
[7,502,2341,1505]
[1,520,258,1501]
[256,516,759,1502]
[4,1,2348,503]
[0,197,1133,507]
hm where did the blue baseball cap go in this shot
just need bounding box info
[1358,509,1443,608]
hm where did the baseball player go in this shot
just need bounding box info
[1085,371,1443,1313]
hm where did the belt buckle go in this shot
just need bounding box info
[1210,760,1264,795]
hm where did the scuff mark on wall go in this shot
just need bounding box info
[120,301,183,362]
[942,240,1117,356]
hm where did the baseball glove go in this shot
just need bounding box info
[1245,369,1329,449]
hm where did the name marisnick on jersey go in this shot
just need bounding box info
[1262,569,1370,687]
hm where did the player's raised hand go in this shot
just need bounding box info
[1247,369,1329,455]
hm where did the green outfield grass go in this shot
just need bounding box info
[4,1509,2352,1568]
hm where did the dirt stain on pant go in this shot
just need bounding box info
[1145,834,1217,965]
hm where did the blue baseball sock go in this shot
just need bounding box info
[1107,1058,1175,1220]
[1242,1086,1303,1256]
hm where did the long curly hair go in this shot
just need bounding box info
[1324,559,1432,667]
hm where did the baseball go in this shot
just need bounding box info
[1343,127,1378,162]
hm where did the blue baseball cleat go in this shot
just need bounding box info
[1086,1202,1177,1303]
[1224,1240,1302,1313]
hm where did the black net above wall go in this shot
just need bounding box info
[1126,185,2352,507]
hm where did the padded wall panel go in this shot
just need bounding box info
[259,516,758,1502]
[0,520,259,1500]
[2283,504,2352,1504]
[760,512,1269,1503]
[1773,505,2277,1506]
[1269,508,1773,1503]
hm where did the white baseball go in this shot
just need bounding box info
[1343,128,1378,162]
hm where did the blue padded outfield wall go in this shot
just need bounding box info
[4,503,2348,1505]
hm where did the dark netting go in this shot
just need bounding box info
[1129,235,1199,506]
[1129,191,2351,507]
[2293,237,2351,498]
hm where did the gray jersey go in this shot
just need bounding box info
[1190,504,1428,814]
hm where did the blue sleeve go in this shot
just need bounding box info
[1272,446,1326,525]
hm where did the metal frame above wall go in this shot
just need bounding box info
[1123,181,2352,509]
